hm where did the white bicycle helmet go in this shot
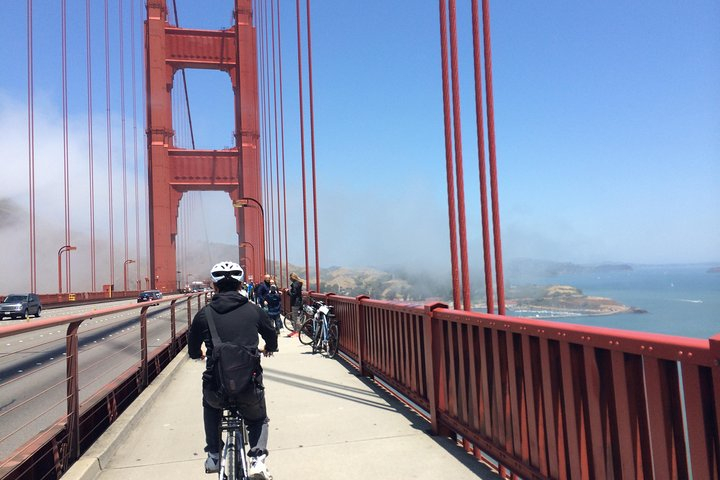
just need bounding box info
[210,261,244,283]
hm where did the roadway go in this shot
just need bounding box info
[0,299,193,460]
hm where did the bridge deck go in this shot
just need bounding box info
[64,333,499,479]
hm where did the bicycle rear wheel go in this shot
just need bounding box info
[327,323,339,358]
[283,314,295,331]
[298,319,315,345]
[223,431,237,480]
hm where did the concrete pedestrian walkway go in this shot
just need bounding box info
[65,332,500,479]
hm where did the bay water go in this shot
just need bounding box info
[506,264,719,339]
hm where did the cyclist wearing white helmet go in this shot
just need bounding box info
[189,261,278,479]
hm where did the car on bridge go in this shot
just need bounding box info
[137,290,163,305]
[0,293,42,319]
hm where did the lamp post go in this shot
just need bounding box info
[123,259,136,292]
[186,273,193,291]
[234,198,264,280]
[239,242,255,279]
[240,255,253,281]
[232,197,264,219]
[57,245,77,294]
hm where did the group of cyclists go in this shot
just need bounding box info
[188,261,306,479]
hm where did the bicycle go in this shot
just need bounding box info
[216,406,250,480]
[297,302,318,345]
[299,300,338,358]
[214,349,274,480]
[283,301,313,332]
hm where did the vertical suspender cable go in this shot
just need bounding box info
[448,0,471,310]
[305,0,320,292]
[256,3,265,268]
[295,0,310,287]
[61,0,72,292]
[171,1,196,150]
[86,0,97,292]
[233,6,250,279]
[120,0,130,286]
[481,0,506,314]
[105,0,115,286]
[276,0,290,288]
[438,0,461,309]
[131,0,141,289]
[263,1,277,280]
[27,0,37,293]
[271,0,284,287]
[260,2,272,273]
[471,0,494,314]
[142,3,150,288]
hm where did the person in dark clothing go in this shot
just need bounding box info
[188,261,278,479]
[265,285,282,334]
[254,274,272,307]
[288,272,304,336]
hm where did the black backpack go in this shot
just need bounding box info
[205,308,261,403]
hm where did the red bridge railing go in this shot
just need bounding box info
[300,292,719,479]
[0,293,208,480]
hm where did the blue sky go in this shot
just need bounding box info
[1,1,718,291]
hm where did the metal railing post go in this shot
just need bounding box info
[355,295,369,376]
[187,297,192,328]
[140,306,149,389]
[422,302,447,435]
[169,299,177,355]
[65,321,81,461]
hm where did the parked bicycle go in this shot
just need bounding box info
[297,302,317,344]
[298,300,338,358]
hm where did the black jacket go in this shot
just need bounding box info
[188,291,278,385]
[255,281,271,305]
[289,280,303,306]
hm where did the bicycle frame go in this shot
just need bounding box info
[219,408,250,480]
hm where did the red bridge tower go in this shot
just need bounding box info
[145,0,263,292]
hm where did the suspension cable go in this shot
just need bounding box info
[295,0,310,289]
[86,0,97,292]
[271,0,284,287]
[438,0,461,309]
[27,0,37,293]
[448,0,471,311]
[105,0,115,286]
[263,0,277,280]
[259,1,271,274]
[481,0,506,314]
[170,0,196,150]
[131,0,141,290]
[276,0,290,288]
[61,0,72,292]
[471,0,494,314]
[120,0,130,290]
[305,0,320,292]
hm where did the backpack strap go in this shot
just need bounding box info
[204,307,222,347]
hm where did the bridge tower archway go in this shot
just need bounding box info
[145,0,263,292]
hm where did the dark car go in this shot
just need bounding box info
[137,290,163,304]
[0,293,42,320]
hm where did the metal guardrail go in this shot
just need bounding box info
[307,292,720,480]
[0,293,208,480]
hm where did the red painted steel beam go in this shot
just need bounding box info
[145,0,263,292]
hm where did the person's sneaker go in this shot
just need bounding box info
[287,331,298,337]
[248,454,272,479]
[204,453,219,473]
